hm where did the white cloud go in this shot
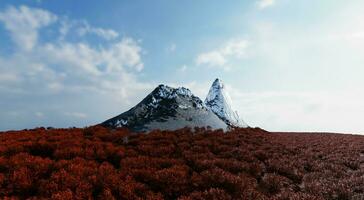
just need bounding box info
[77,21,119,40]
[36,37,143,78]
[59,18,72,39]
[196,51,226,67]
[101,38,144,72]
[196,39,248,69]
[0,36,146,95]
[58,18,119,41]
[0,5,57,50]
[258,0,275,9]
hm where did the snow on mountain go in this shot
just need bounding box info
[205,78,248,127]
[101,84,227,132]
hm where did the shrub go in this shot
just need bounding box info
[0,126,363,199]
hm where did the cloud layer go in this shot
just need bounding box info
[0,5,151,130]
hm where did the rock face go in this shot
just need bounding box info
[101,84,228,132]
[205,78,248,127]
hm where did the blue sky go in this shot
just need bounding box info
[1,0,364,133]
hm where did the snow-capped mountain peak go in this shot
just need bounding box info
[205,78,248,127]
[101,84,227,131]
[149,84,204,109]
[154,84,194,99]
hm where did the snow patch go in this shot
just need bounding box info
[116,119,128,127]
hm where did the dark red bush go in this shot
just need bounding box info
[0,126,363,199]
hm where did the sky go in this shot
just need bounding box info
[1,0,364,133]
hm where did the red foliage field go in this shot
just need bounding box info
[1,126,364,199]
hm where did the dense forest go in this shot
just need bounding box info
[0,126,364,199]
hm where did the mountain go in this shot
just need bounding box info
[205,78,248,127]
[101,84,228,132]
